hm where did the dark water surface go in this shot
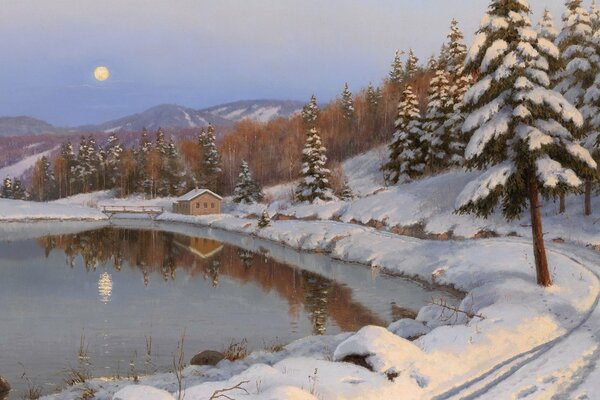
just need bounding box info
[0,223,457,398]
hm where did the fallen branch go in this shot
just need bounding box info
[209,380,250,400]
[430,297,485,323]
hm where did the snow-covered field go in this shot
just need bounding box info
[0,145,58,179]
[1,146,600,399]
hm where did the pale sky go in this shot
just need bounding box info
[0,0,567,126]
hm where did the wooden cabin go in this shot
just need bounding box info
[172,189,222,216]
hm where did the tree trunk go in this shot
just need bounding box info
[585,180,592,216]
[528,175,552,287]
[559,193,565,214]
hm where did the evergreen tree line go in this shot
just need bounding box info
[383,4,600,220]
[20,126,222,201]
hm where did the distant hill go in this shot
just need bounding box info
[0,116,64,137]
[77,104,232,133]
[201,99,303,123]
[81,100,304,133]
[0,99,304,137]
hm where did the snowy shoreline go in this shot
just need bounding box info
[0,206,589,399]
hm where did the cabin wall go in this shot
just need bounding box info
[189,193,221,216]
[173,193,221,216]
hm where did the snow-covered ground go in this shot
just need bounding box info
[0,198,106,221]
[2,145,600,399]
[0,145,58,179]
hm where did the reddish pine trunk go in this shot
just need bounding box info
[559,193,565,214]
[585,180,592,216]
[529,175,552,287]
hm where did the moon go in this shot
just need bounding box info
[94,66,110,81]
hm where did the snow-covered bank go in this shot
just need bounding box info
[38,212,599,400]
[0,198,107,221]
[232,145,600,248]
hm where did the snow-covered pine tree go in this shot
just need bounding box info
[74,136,97,192]
[591,0,600,31]
[338,178,354,201]
[12,178,25,200]
[389,50,405,86]
[382,85,425,183]
[257,209,271,228]
[556,0,599,216]
[301,95,319,129]
[444,19,471,167]
[437,43,451,72]
[105,133,123,189]
[340,82,355,122]
[199,124,222,192]
[233,160,264,204]
[537,9,567,212]
[59,141,77,197]
[136,128,153,194]
[1,177,12,199]
[458,0,597,287]
[296,96,334,203]
[405,49,419,78]
[423,65,453,172]
[295,127,334,203]
[538,8,558,42]
[155,127,169,155]
[161,142,186,196]
[366,82,381,116]
[446,19,468,77]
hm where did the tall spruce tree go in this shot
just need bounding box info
[458,0,597,287]
[538,9,567,212]
[366,83,381,116]
[136,128,153,194]
[1,177,12,199]
[302,95,319,129]
[340,82,355,122]
[556,0,599,216]
[233,160,264,204]
[382,85,425,183]
[296,96,334,203]
[105,133,123,189]
[389,50,405,86]
[423,67,453,172]
[12,178,25,200]
[199,124,222,192]
[405,49,419,78]
[443,19,471,167]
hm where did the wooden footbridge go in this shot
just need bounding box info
[100,205,165,220]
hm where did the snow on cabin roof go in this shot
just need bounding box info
[175,189,223,202]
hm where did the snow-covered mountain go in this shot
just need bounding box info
[77,104,232,133]
[0,100,304,137]
[0,116,63,137]
[201,99,303,123]
[78,100,303,133]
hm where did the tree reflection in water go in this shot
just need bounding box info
[36,227,387,335]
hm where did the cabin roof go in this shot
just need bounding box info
[175,189,223,202]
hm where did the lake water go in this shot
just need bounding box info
[0,222,458,399]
